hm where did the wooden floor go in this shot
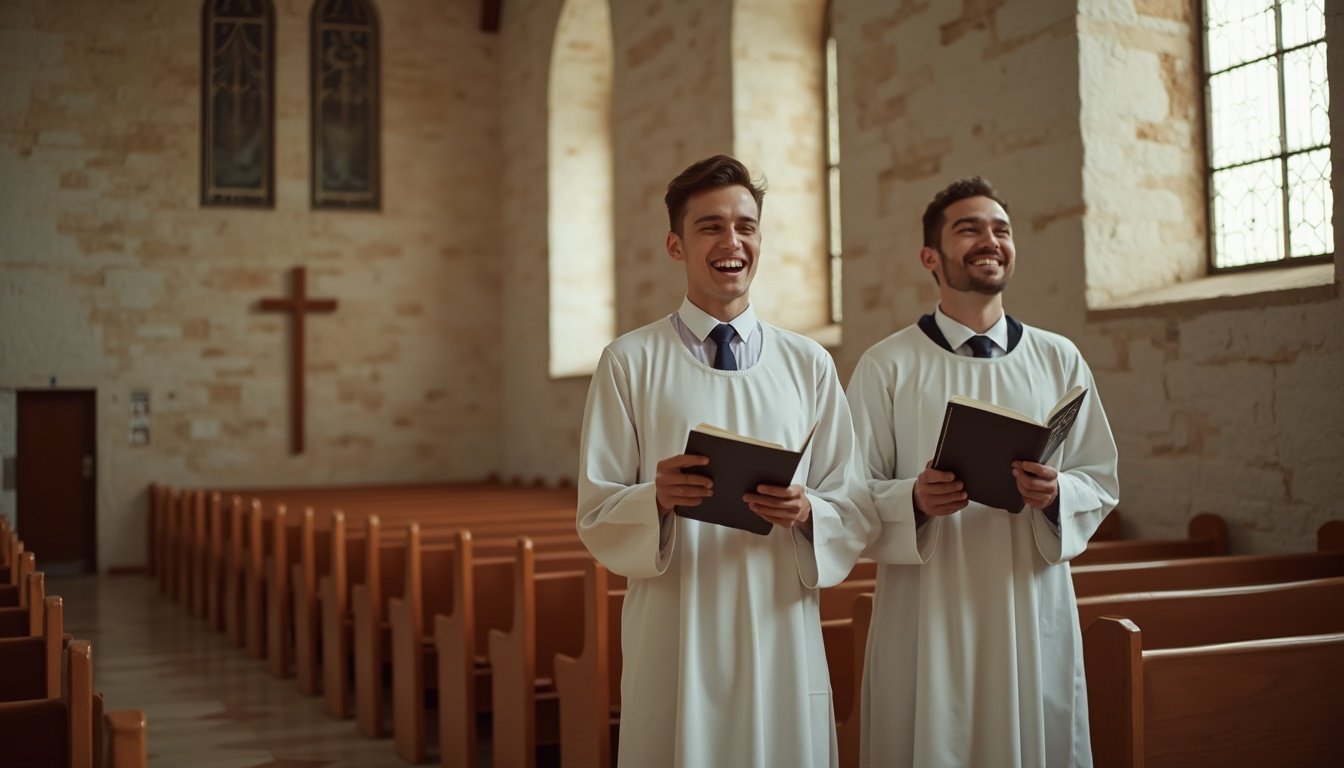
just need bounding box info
[56,574,430,768]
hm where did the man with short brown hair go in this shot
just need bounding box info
[847,177,1120,767]
[577,154,875,768]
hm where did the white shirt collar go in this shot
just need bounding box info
[677,296,759,343]
[934,304,1008,353]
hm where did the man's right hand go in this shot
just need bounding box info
[913,460,967,517]
[655,454,713,516]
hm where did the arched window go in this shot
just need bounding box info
[201,0,275,207]
[548,0,615,377]
[732,0,835,337]
[310,0,381,210]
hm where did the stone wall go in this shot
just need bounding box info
[0,0,504,569]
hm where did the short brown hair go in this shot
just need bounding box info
[665,155,766,234]
[921,176,1009,249]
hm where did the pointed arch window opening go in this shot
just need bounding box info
[201,0,275,207]
[311,0,381,210]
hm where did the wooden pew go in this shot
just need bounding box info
[554,559,620,768]
[1076,576,1344,648]
[1085,618,1344,767]
[1073,549,1344,598]
[1091,507,1122,541]
[0,595,63,701]
[0,640,148,768]
[0,639,95,768]
[486,538,588,768]
[296,505,574,696]
[0,546,33,611]
[320,511,362,718]
[281,504,575,683]
[204,492,228,631]
[836,593,873,768]
[175,490,202,607]
[160,489,181,599]
[144,483,159,581]
[244,498,271,659]
[223,496,252,648]
[391,529,600,763]
[1074,513,1227,566]
[0,565,42,638]
[190,489,208,618]
[315,508,576,722]
[197,483,575,618]
[351,519,583,738]
[247,490,576,675]
[103,710,148,768]
[291,507,326,695]
[265,504,302,677]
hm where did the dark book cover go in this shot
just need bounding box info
[676,424,814,535]
[931,387,1087,512]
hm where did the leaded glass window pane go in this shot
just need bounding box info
[1288,148,1333,258]
[1204,0,1331,270]
[1212,160,1285,267]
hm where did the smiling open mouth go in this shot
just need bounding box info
[713,258,746,274]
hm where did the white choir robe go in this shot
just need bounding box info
[578,316,876,768]
[846,321,1119,768]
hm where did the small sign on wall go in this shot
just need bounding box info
[130,389,150,446]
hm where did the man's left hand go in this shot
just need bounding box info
[1012,461,1058,509]
[745,484,812,530]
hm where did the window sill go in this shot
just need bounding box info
[1088,263,1338,316]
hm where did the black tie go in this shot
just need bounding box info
[966,335,995,359]
[710,324,738,371]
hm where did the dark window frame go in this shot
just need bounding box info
[1202,0,1333,274]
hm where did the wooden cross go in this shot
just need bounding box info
[259,266,338,454]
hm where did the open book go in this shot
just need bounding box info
[931,386,1087,512]
[676,423,816,535]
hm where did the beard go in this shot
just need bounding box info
[937,247,1009,295]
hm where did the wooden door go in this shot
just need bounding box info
[16,390,97,573]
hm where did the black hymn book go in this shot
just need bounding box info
[931,386,1088,512]
[676,423,817,535]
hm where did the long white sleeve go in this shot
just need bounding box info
[1031,358,1120,564]
[576,349,674,579]
[846,353,936,566]
[796,355,878,588]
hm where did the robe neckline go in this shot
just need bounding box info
[916,312,1024,361]
[664,315,772,377]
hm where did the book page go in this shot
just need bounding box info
[693,423,787,450]
[1047,386,1088,422]
[948,395,1040,426]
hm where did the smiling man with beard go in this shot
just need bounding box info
[845,177,1120,767]
[576,154,875,768]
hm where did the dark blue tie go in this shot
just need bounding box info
[710,324,738,371]
[966,335,995,358]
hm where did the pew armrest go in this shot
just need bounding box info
[105,709,147,768]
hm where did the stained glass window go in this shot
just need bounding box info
[201,0,274,207]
